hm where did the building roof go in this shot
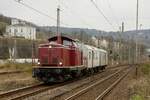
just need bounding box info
[7,24,35,28]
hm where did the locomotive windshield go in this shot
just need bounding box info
[48,36,79,47]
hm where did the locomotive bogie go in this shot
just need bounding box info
[33,66,85,82]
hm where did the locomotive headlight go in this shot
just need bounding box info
[37,62,40,65]
[59,62,63,65]
[49,46,52,48]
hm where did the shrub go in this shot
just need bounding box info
[141,64,150,76]
[131,94,144,100]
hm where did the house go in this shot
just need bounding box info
[91,36,109,49]
[6,18,36,40]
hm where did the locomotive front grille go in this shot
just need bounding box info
[52,58,58,64]
[42,57,48,64]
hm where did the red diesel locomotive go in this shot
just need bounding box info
[33,36,84,82]
[33,35,108,83]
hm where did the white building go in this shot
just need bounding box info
[6,19,36,40]
[99,39,109,48]
[91,36,109,49]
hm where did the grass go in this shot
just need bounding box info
[0,61,37,92]
[0,61,33,72]
[131,94,144,100]
[141,63,150,76]
[130,63,150,100]
[0,76,38,92]
[0,22,8,29]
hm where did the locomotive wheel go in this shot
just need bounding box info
[96,67,99,73]
[88,68,94,75]
[94,68,98,73]
[102,66,106,70]
[82,69,88,76]
[58,75,65,82]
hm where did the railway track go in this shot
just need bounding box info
[0,64,127,75]
[0,65,130,100]
[95,68,131,100]
[0,79,85,100]
[0,74,96,100]
[0,83,44,100]
[0,70,24,75]
[0,82,74,100]
[53,65,132,100]
[106,64,131,70]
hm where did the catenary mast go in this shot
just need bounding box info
[57,6,62,44]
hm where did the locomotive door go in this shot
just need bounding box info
[92,51,94,67]
[99,52,101,66]
[88,51,93,68]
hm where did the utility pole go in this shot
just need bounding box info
[118,22,124,64]
[138,24,142,63]
[136,0,139,31]
[32,34,35,66]
[57,6,62,44]
[14,32,17,62]
[128,37,131,65]
[119,26,122,65]
[121,22,124,64]
[122,22,124,33]
[135,0,139,78]
[135,0,139,64]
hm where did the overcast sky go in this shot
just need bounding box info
[0,0,150,31]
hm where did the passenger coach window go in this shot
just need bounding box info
[96,53,98,59]
[89,52,91,59]
[63,40,72,46]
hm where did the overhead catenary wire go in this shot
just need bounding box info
[59,0,95,29]
[14,0,70,27]
[90,0,116,30]
[15,0,118,31]
[106,0,120,27]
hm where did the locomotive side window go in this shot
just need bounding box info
[73,42,77,47]
[95,52,97,59]
[63,40,72,46]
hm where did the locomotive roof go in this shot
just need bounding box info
[48,35,76,42]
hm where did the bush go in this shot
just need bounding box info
[0,61,33,71]
[131,94,144,100]
[141,64,150,76]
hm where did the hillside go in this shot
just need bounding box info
[0,14,11,35]
[0,14,150,47]
[38,26,150,47]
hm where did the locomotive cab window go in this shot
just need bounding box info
[49,41,57,44]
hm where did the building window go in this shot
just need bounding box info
[30,29,32,35]
[14,29,17,33]
[21,29,23,32]
[9,29,11,33]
